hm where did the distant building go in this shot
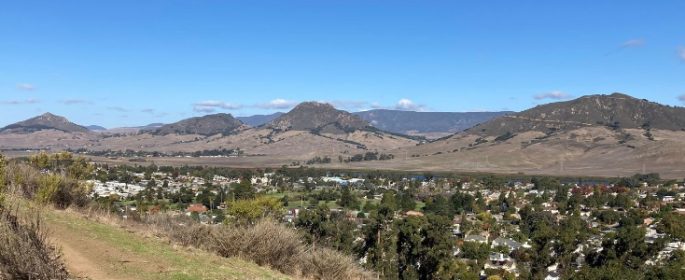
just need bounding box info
[186,203,208,214]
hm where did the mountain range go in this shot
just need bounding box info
[81,107,509,138]
[354,110,511,138]
[2,93,685,178]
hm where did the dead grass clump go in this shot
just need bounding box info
[212,219,304,274]
[300,247,375,280]
[0,205,69,279]
[153,216,213,248]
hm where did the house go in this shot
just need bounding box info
[464,234,488,244]
[492,237,522,251]
[405,211,425,217]
[484,252,517,274]
[545,263,561,280]
[186,203,208,214]
[452,224,462,237]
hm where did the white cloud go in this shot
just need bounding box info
[193,100,243,113]
[534,91,572,100]
[16,83,35,91]
[1,98,39,105]
[394,98,424,111]
[255,99,297,110]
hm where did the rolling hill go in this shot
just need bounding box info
[0,113,89,134]
[153,113,245,136]
[466,93,685,137]
[357,93,685,178]
[268,102,371,133]
[2,95,685,178]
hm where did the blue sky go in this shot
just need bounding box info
[1,1,684,128]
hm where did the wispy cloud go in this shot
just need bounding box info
[621,39,645,48]
[679,47,685,62]
[534,91,572,100]
[1,98,40,105]
[107,106,128,112]
[61,99,91,105]
[255,99,297,110]
[394,98,424,111]
[606,38,645,56]
[141,108,155,114]
[678,94,685,103]
[193,100,243,113]
[16,83,36,91]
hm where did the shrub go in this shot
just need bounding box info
[212,219,303,274]
[0,203,69,279]
[4,163,42,199]
[33,173,91,209]
[226,196,284,224]
[300,248,373,280]
[36,174,62,205]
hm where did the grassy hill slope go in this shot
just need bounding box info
[44,209,289,280]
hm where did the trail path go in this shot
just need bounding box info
[43,210,289,280]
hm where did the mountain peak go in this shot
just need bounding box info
[269,102,369,133]
[1,113,89,134]
[607,92,634,99]
[39,112,74,123]
[153,113,244,136]
[468,92,685,136]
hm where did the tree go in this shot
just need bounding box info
[230,178,255,201]
[657,213,685,240]
[397,191,417,211]
[396,216,426,279]
[227,196,283,224]
[339,187,359,209]
[295,205,356,253]
[450,191,475,213]
[360,201,399,279]
[419,215,455,279]
[424,195,452,217]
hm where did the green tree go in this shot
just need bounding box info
[397,191,417,211]
[396,216,426,279]
[424,195,452,217]
[339,187,359,209]
[657,213,685,240]
[419,215,455,279]
[230,178,255,201]
[227,196,283,224]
